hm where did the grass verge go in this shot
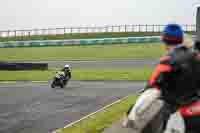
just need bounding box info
[0,67,153,81]
[0,43,165,61]
[55,95,138,133]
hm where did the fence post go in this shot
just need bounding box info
[70,27,73,35]
[7,30,10,37]
[19,30,21,40]
[152,25,154,32]
[186,24,188,32]
[132,25,134,32]
[145,25,147,32]
[139,25,141,32]
[28,31,31,37]
[23,30,25,39]
[111,26,114,32]
[64,27,66,34]
[14,30,17,38]
[78,27,81,33]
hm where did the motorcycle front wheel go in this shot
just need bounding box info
[51,83,55,88]
[51,78,57,88]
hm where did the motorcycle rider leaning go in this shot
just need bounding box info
[61,64,72,80]
[123,23,200,132]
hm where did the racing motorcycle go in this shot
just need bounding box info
[51,71,69,88]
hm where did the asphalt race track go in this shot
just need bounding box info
[0,81,145,133]
[0,59,157,133]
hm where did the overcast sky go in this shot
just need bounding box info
[0,0,199,30]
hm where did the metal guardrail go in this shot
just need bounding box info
[0,35,196,48]
[0,36,162,48]
[0,24,196,38]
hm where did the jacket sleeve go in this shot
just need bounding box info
[147,60,173,90]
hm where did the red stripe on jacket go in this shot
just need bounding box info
[149,64,172,90]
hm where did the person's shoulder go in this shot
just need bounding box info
[158,46,190,65]
[168,45,193,63]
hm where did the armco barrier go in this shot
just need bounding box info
[0,62,48,70]
[0,36,196,48]
[0,36,161,48]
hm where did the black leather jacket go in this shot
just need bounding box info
[61,68,71,79]
[147,45,200,106]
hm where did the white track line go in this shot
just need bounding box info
[52,95,131,133]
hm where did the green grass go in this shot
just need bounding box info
[0,67,153,81]
[55,95,138,133]
[0,43,165,61]
[0,32,162,42]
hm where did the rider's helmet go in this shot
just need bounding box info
[64,64,71,70]
[162,23,184,45]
